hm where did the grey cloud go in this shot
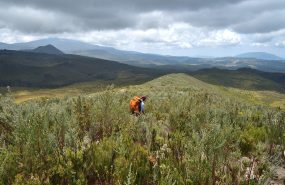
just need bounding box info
[0,5,81,33]
[252,35,274,43]
[0,1,138,33]
[233,10,285,33]
[0,0,247,33]
[0,0,284,36]
[250,30,285,45]
[3,0,247,13]
[177,0,285,34]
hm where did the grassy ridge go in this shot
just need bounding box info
[0,74,285,184]
[10,73,285,110]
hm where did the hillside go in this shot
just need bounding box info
[1,49,285,94]
[31,44,64,55]
[72,49,194,66]
[237,52,283,60]
[0,50,165,87]
[1,73,284,184]
[76,50,285,73]
[9,73,285,110]
[191,68,285,93]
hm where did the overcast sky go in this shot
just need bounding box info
[0,0,284,57]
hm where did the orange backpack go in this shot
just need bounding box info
[130,96,141,114]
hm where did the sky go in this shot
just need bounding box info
[0,0,284,57]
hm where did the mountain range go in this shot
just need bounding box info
[1,38,284,73]
[236,52,283,60]
[1,38,285,92]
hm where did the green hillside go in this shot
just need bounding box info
[1,50,285,96]
[1,74,284,184]
[0,50,164,87]
[192,68,285,93]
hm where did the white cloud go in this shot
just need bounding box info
[198,30,242,47]
[275,41,285,47]
[48,23,242,52]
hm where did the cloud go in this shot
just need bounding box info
[0,0,284,56]
[0,28,41,43]
[175,0,285,34]
[53,23,241,51]
[0,0,284,35]
[0,5,80,33]
[232,9,285,33]
[0,0,251,33]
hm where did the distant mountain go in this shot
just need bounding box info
[31,44,64,55]
[0,42,9,48]
[72,49,196,66]
[148,57,285,73]
[1,38,285,73]
[0,38,113,52]
[236,52,283,60]
[72,50,285,73]
[0,38,193,65]
[0,50,165,87]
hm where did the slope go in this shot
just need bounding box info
[124,73,285,110]
[191,68,285,93]
[1,73,284,184]
[11,73,285,111]
[0,50,165,88]
[1,48,285,95]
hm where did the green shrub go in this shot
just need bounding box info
[0,75,284,184]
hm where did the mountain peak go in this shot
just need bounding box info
[32,44,64,55]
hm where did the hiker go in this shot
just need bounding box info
[130,96,147,115]
[140,96,146,114]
